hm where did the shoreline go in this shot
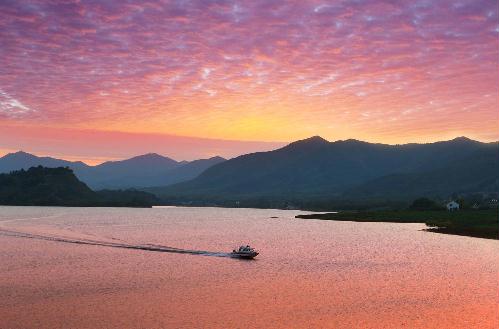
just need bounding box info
[296,209,499,240]
[424,227,498,240]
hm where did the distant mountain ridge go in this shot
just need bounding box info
[3,136,497,205]
[0,151,226,190]
[148,136,498,203]
[0,151,90,172]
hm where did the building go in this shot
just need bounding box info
[446,201,460,211]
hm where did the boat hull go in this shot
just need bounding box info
[230,251,259,259]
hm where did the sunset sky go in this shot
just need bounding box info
[1,0,498,163]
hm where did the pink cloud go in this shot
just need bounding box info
[0,0,497,146]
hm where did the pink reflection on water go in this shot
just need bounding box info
[0,206,498,328]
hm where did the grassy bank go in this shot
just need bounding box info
[296,209,498,240]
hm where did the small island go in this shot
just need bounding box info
[296,198,498,240]
[0,166,159,208]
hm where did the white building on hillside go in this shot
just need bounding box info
[446,201,460,211]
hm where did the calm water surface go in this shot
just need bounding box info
[0,206,497,328]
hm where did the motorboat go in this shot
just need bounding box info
[231,245,259,259]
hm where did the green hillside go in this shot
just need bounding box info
[0,166,158,207]
[148,137,498,205]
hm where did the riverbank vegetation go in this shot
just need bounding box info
[296,209,498,239]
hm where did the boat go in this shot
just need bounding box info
[231,245,259,259]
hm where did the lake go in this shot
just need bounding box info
[0,206,497,328]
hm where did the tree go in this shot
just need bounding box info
[409,197,443,210]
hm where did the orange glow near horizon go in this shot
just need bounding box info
[0,1,498,160]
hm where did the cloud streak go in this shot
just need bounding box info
[0,89,35,118]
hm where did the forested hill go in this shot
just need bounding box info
[0,166,158,207]
[149,136,498,204]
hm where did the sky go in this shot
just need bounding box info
[0,0,498,163]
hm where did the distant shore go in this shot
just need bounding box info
[296,209,498,240]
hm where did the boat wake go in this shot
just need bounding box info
[0,228,232,258]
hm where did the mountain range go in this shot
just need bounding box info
[147,136,498,203]
[0,151,225,190]
[2,136,497,206]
